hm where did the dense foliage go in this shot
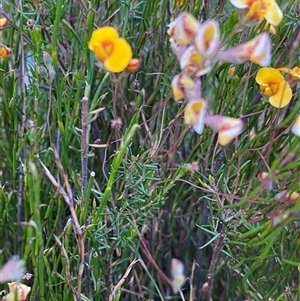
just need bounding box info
[0,0,299,300]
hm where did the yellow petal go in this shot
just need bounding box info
[172,74,186,101]
[89,26,119,57]
[264,0,283,26]
[103,37,132,72]
[256,67,283,85]
[268,80,292,108]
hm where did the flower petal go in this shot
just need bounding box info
[219,33,271,66]
[229,0,248,9]
[170,38,187,60]
[291,115,300,137]
[268,80,292,108]
[167,12,200,45]
[195,20,220,59]
[172,73,194,101]
[256,67,283,85]
[88,26,119,58]
[180,46,211,77]
[205,115,244,146]
[184,99,207,134]
[264,0,283,26]
[104,37,132,72]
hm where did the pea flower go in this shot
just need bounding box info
[88,26,132,73]
[277,66,300,87]
[0,257,25,283]
[194,20,220,59]
[205,115,244,146]
[291,115,300,137]
[218,32,271,66]
[230,0,283,26]
[180,46,211,77]
[255,67,292,108]
[170,38,187,60]
[3,282,31,301]
[0,17,9,29]
[172,73,201,101]
[171,258,185,293]
[167,12,200,45]
[184,99,207,134]
[0,45,12,59]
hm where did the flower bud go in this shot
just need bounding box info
[43,51,52,69]
[0,17,9,29]
[26,19,35,27]
[37,65,48,78]
[125,58,140,73]
[0,45,12,59]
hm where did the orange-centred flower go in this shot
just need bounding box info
[230,0,283,26]
[255,67,292,108]
[89,26,132,73]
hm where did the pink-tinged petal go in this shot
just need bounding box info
[0,256,25,283]
[180,46,211,77]
[172,73,195,101]
[244,33,271,66]
[185,78,202,101]
[291,115,300,137]
[167,12,200,45]
[229,0,248,9]
[205,115,244,146]
[219,33,271,66]
[170,38,187,60]
[195,20,220,59]
[274,190,300,202]
[184,99,207,134]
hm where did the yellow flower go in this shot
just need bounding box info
[0,45,12,59]
[167,12,200,45]
[255,67,292,108]
[205,115,244,146]
[291,115,300,137]
[184,99,207,134]
[88,26,132,73]
[4,282,31,301]
[230,0,283,26]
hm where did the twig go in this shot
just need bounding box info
[81,96,89,200]
[109,259,139,301]
[204,225,225,300]
[38,154,85,300]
